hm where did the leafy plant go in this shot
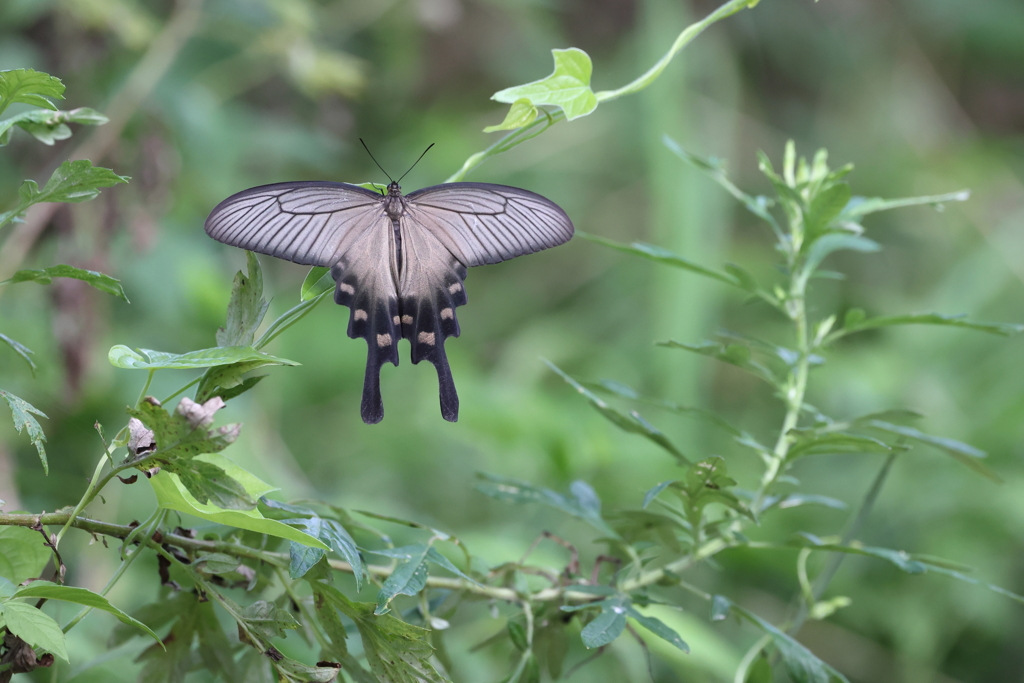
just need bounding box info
[1,1,1021,681]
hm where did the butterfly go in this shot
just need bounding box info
[204,150,573,424]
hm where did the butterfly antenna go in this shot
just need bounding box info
[360,138,394,183]
[397,143,435,184]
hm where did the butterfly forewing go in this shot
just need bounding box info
[204,178,574,424]
[405,183,574,266]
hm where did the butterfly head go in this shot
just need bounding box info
[387,181,402,196]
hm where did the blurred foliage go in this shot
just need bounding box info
[1,0,1024,681]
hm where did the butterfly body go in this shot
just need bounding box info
[205,178,573,424]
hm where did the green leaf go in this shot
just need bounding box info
[475,472,620,539]
[148,453,327,550]
[1,389,48,473]
[745,656,774,683]
[827,312,1024,344]
[626,607,689,652]
[0,107,108,146]
[374,544,430,615]
[425,547,481,587]
[839,190,970,219]
[590,378,742,436]
[301,266,333,301]
[791,533,927,574]
[579,596,629,648]
[579,231,740,287]
[492,48,597,121]
[803,183,852,238]
[657,340,779,388]
[545,360,688,464]
[865,420,1000,482]
[0,333,36,375]
[0,526,51,585]
[315,584,450,683]
[127,396,241,462]
[109,344,298,370]
[14,582,160,643]
[192,553,242,575]
[274,656,343,682]
[663,135,782,234]
[167,459,256,510]
[0,69,64,113]
[195,363,274,403]
[484,98,539,133]
[217,252,269,347]
[240,600,300,640]
[0,160,128,228]
[0,601,68,662]
[786,431,893,459]
[802,233,879,277]
[714,597,849,683]
[1,264,129,302]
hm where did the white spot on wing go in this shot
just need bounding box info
[418,332,436,346]
[377,333,392,347]
[448,282,462,294]
[354,310,368,321]
[440,308,454,320]
[340,283,355,294]
[401,315,413,325]
[393,316,400,325]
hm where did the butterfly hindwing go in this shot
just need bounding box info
[330,218,401,425]
[397,215,469,422]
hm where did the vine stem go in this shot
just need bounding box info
[0,511,732,605]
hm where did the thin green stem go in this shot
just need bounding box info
[53,454,110,548]
[787,451,898,635]
[160,375,202,403]
[276,566,332,653]
[135,369,155,407]
[62,509,166,633]
[733,634,772,683]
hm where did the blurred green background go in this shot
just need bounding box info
[1,0,1023,681]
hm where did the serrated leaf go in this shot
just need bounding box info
[109,344,298,370]
[301,266,333,301]
[0,69,64,113]
[0,107,108,146]
[1,389,48,473]
[240,600,300,640]
[14,582,160,643]
[475,472,620,539]
[0,333,36,375]
[545,360,688,464]
[217,251,269,347]
[316,584,450,683]
[425,547,481,587]
[0,160,127,228]
[285,516,328,578]
[0,601,68,662]
[2,264,128,301]
[0,526,50,585]
[127,396,240,462]
[626,607,689,652]
[492,48,597,121]
[168,459,255,510]
[484,98,539,133]
[375,544,430,615]
[274,656,343,682]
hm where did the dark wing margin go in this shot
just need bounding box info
[404,182,574,267]
[205,181,401,424]
[397,216,469,422]
[204,181,384,267]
